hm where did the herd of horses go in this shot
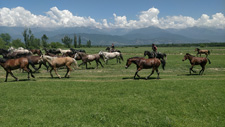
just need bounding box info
[0,47,211,82]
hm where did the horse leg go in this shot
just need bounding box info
[146,68,155,79]
[5,71,9,82]
[95,60,99,69]
[50,67,54,78]
[54,67,61,78]
[64,66,70,78]
[199,65,205,75]
[8,71,18,82]
[190,65,196,74]
[134,68,142,79]
[98,61,104,68]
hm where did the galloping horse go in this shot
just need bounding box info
[26,55,49,72]
[30,49,42,56]
[74,52,104,69]
[40,55,78,78]
[99,51,123,64]
[195,48,210,57]
[105,47,121,53]
[0,57,35,82]
[125,57,162,79]
[182,53,211,75]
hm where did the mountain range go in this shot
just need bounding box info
[0,26,224,45]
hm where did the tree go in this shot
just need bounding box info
[61,36,72,48]
[0,33,11,45]
[74,34,77,48]
[23,28,29,48]
[11,39,25,48]
[41,34,48,48]
[86,40,91,48]
[49,42,63,48]
[78,35,81,48]
[0,38,7,49]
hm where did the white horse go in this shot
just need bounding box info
[39,55,78,78]
[58,48,72,55]
[99,51,123,64]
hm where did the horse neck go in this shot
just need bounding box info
[187,55,194,62]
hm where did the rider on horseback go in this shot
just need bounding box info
[152,43,157,57]
[111,43,115,52]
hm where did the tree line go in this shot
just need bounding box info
[0,28,92,49]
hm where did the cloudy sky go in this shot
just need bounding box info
[0,0,225,29]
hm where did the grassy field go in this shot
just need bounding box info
[0,47,225,127]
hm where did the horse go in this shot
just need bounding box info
[26,55,49,72]
[74,52,104,69]
[58,48,72,55]
[70,48,86,53]
[125,57,162,79]
[44,48,61,55]
[30,49,42,56]
[195,48,210,57]
[39,55,78,78]
[0,57,35,82]
[105,47,121,53]
[182,53,211,75]
[99,51,123,64]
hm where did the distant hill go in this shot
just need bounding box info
[0,26,224,45]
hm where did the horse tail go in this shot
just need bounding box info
[160,59,166,70]
[99,54,105,61]
[208,50,210,55]
[206,57,211,64]
[120,53,124,61]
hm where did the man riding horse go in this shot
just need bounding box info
[152,43,158,58]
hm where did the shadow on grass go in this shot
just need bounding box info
[122,77,160,80]
[6,79,36,82]
[177,73,200,76]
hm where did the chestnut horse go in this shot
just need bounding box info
[125,57,162,79]
[40,55,78,78]
[0,57,35,82]
[182,53,211,75]
[195,48,210,57]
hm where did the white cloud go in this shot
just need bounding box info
[0,6,225,29]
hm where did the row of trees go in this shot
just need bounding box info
[0,28,92,49]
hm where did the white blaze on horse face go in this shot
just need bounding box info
[74,53,78,59]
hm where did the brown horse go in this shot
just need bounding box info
[0,57,35,82]
[182,53,211,75]
[30,49,42,56]
[26,55,49,72]
[195,48,210,57]
[125,57,162,79]
[74,52,104,69]
[40,55,78,78]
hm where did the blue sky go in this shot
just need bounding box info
[0,0,225,29]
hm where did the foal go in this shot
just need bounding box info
[0,57,35,82]
[40,55,78,78]
[182,53,211,75]
[195,48,210,57]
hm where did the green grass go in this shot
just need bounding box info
[0,47,225,127]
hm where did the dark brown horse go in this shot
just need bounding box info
[30,49,42,56]
[195,48,210,57]
[182,53,211,75]
[26,55,49,72]
[125,57,162,79]
[0,57,35,82]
